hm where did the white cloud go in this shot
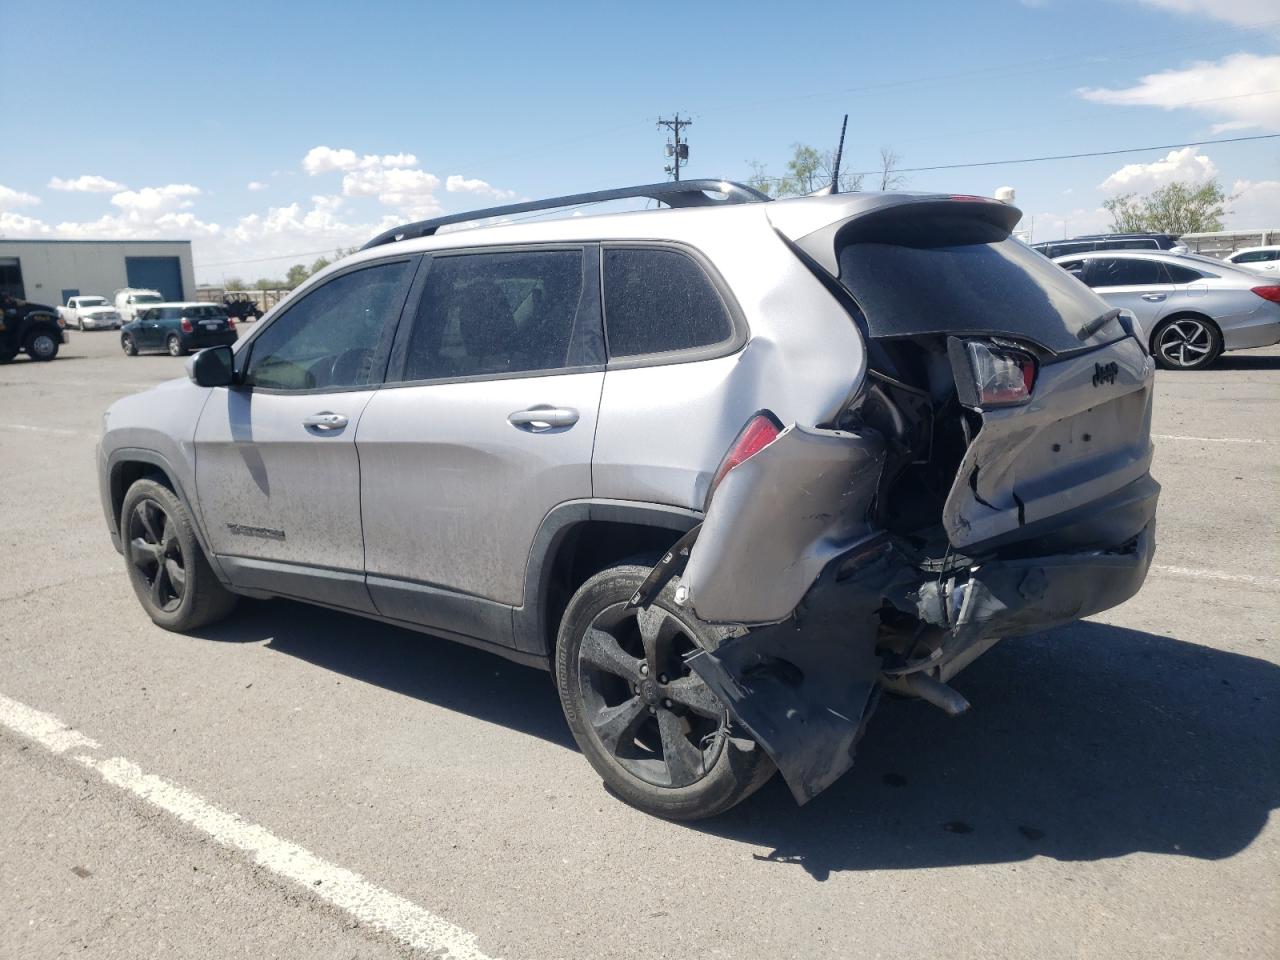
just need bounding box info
[0,184,40,210]
[1099,147,1219,194]
[445,175,517,200]
[302,146,419,175]
[1079,53,1280,132]
[1227,178,1280,227]
[247,181,269,191]
[48,174,125,193]
[0,211,50,235]
[110,184,202,214]
[1134,0,1278,28]
[342,167,442,218]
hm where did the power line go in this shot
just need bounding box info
[747,132,1280,183]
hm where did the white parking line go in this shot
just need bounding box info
[0,692,497,960]
[1152,433,1269,444]
[1151,564,1280,588]
[0,422,94,437]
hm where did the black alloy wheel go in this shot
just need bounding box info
[577,602,727,788]
[127,497,187,613]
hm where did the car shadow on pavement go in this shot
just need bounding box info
[695,621,1280,879]
[195,598,575,749]
[1212,353,1280,371]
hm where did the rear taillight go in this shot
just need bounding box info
[227,317,236,329]
[705,411,783,509]
[180,319,193,333]
[1251,285,1280,303]
[966,341,1037,407]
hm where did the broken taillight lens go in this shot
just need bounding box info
[1251,285,1280,303]
[705,411,784,509]
[965,341,1037,407]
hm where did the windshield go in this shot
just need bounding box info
[133,294,162,304]
[838,236,1114,355]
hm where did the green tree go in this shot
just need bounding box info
[310,256,331,275]
[284,264,310,289]
[254,277,282,291]
[224,277,246,291]
[748,142,863,198]
[1103,180,1229,234]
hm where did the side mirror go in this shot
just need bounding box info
[188,345,236,387]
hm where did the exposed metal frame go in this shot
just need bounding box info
[361,179,770,250]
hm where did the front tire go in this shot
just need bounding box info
[121,333,138,356]
[25,330,59,361]
[121,478,238,631]
[1151,316,1222,370]
[555,563,774,820]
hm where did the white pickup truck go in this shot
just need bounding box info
[58,295,123,330]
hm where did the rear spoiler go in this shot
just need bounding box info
[768,193,1023,276]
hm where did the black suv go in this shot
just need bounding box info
[1032,233,1185,259]
[0,294,66,363]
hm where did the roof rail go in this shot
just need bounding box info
[361,179,770,250]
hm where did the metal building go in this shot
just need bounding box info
[0,239,195,306]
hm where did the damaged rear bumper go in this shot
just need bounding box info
[685,516,1156,805]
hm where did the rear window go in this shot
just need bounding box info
[182,305,228,319]
[837,237,1112,355]
[603,247,734,358]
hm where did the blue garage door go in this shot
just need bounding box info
[125,256,183,301]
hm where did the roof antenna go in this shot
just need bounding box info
[829,114,848,195]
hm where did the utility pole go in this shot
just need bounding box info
[657,114,692,181]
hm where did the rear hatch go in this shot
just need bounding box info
[823,197,1156,554]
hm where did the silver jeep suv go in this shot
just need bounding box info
[98,180,1159,819]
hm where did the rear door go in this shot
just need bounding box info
[355,245,604,640]
[1084,256,1172,332]
[193,256,418,610]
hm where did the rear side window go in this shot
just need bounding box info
[1088,258,1164,287]
[603,247,733,358]
[1162,263,1204,284]
[245,259,413,390]
[401,249,589,382]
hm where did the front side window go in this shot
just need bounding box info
[245,260,412,390]
[602,247,733,358]
[1087,258,1164,287]
[401,249,587,382]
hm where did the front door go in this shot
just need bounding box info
[356,246,604,642]
[193,256,419,611]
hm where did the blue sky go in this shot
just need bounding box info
[2,0,1278,282]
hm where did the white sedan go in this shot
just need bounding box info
[1223,246,1280,276]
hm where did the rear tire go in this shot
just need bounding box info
[121,478,238,632]
[1151,316,1222,370]
[555,563,774,820]
[167,334,186,357]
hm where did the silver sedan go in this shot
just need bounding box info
[1053,250,1280,369]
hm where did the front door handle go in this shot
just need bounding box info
[508,406,579,430]
[1141,293,1167,302]
[302,412,349,431]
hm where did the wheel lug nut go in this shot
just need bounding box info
[633,684,640,694]
[648,706,657,715]
[659,674,668,684]
[640,664,648,675]
[663,699,673,709]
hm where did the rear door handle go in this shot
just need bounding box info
[508,406,579,430]
[302,412,349,431]
[1141,293,1167,302]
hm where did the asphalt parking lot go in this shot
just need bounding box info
[1,329,1277,959]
